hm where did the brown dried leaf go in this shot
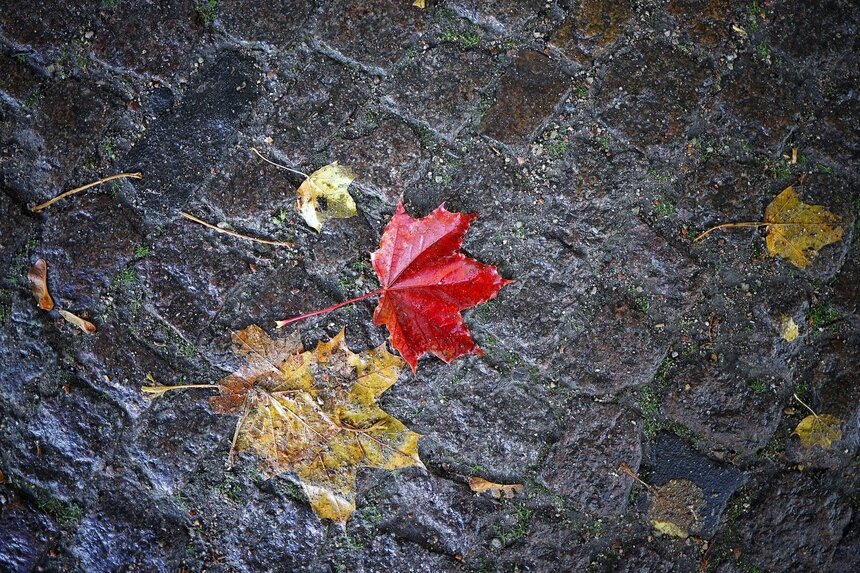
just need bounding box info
[469,477,524,500]
[27,259,54,311]
[647,479,705,539]
[58,310,96,334]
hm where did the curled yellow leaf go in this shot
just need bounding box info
[296,162,357,232]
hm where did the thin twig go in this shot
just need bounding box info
[32,172,143,212]
[179,212,295,248]
[250,147,309,178]
[693,221,771,243]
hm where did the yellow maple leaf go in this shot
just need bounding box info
[763,187,843,268]
[296,162,357,232]
[695,186,844,268]
[793,413,842,449]
[143,325,422,524]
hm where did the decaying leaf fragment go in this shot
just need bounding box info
[296,162,357,232]
[779,315,799,342]
[469,477,524,500]
[647,479,705,539]
[794,414,842,449]
[59,310,96,334]
[27,259,54,311]
[145,325,422,524]
[764,187,843,268]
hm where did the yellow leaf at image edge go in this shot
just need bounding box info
[413,0,426,8]
[209,325,422,524]
[793,414,842,449]
[296,162,357,232]
[764,187,843,268]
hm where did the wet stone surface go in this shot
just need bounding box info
[1,1,859,572]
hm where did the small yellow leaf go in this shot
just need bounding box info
[652,520,690,539]
[296,162,357,232]
[780,315,799,342]
[469,477,524,499]
[793,414,842,449]
[764,187,843,268]
[58,310,96,334]
[413,0,426,7]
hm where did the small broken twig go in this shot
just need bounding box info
[32,172,143,212]
[179,212,295,248]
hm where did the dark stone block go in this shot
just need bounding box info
[220,0,315,46]
[384,44,496,139]
[123,50,262,221]
[270,53,371,163]
[41,195,143,310]
[666,0,740,47]
[0,488,57,571]
[331,119,423,203]
[317,0,429,70]
[541,400,641,516]
[597,40,709,147]
[93,0,202,78]
[738,472,853,572]
[480,50,568,145]
[549,0,634,63]
[0,0,94,50]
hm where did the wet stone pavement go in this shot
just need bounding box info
[0,1,859,572]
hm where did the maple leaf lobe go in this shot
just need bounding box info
[371,201,512,371]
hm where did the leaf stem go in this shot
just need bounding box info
[694,222,772,243]
[142,384,219,396]
[32,172,143,212]
[250,147,309,179]
[275,289,384,328]
[793,393,820,419]
[179,211,295,247]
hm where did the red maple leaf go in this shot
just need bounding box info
[277,202,511,371]
[371,202,512,371]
